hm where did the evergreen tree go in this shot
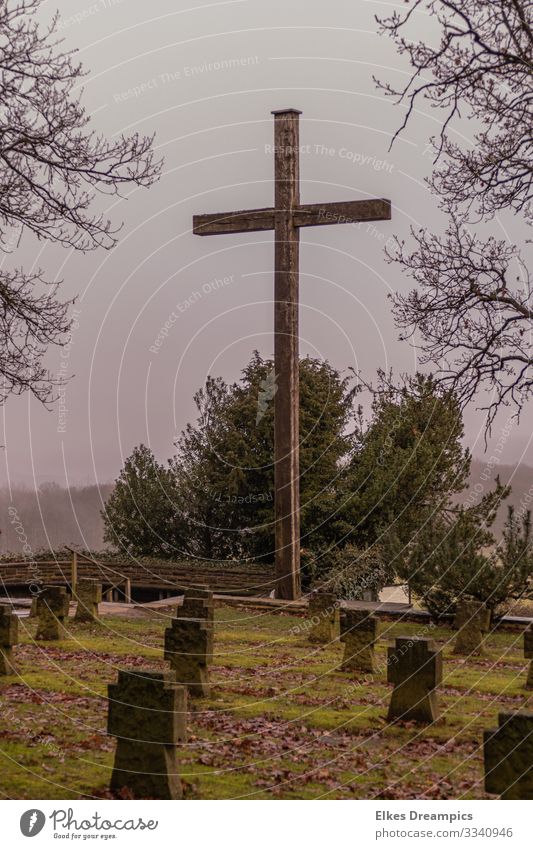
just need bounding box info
[103,362,475,577]
[172,352,355,561]
[102,445,183,558]
[393,484,533,618]
[343,371,469,551]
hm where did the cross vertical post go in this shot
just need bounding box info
[272,109,301,600]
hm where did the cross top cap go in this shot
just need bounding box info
[271,108,302,115]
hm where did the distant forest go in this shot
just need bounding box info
[1,460,532,556]
[0,483,113,554]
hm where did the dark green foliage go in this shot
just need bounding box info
[490,506,533,611]
[102,444,184,558]
[395,485,533,618]
[307,544,392,600]
[102,359,473,585]
[171,352,355,561]
[102,354,355,562]
[343,371,470,550]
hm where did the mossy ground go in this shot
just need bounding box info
[0,605,531,800]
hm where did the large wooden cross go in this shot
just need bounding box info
[193,109,391,600]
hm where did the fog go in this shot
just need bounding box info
[1,0,531,507]
[0,484,113,554]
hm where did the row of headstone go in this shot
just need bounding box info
[103,623,533,800]
[0,586,212,800]
[278,592,533,800]
[103,662,533,799]
[5,591,533,698]
[310,592,492,653]
[340,622,533,798]
[29,581,103,620]
[1,584,217,695]
[164,587,214,697]
[0,582,103,677]
[107,586,215,798]
[310,593,532,679]
[3,589,533,798]
[340,615,533,723]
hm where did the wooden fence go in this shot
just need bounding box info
[0,550,276,599]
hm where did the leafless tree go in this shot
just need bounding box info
[0,0,161,405]
[378,0,533,429]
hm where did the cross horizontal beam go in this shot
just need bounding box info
[193,207,275,235]
[193,198,391,236]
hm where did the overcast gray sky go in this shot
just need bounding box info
[1,0,531,490]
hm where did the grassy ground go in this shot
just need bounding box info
[0,605,531,800]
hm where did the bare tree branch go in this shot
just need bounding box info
[0,267,73,405]
[390,218,533,430]
[0,0,162,404]
[378,1,533,433]
[377,0,533,221]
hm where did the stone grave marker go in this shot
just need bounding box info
[387,637,442,723]
[484,712,533,799]
[179,587,214,652]
[524,624,533,690]
[74,580,102,623]
[0,605,18,675]
[108,669,187,799]
[35,586,70,641]
[340,609,378,673]
[164,617,212,697]
[180,585,214,622]
[453,600,490,656]
[29,596,38,618]
[308,590,339,644]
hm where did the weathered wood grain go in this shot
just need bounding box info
[193,199,390,235]
[272,109,301,601]
[293,198,391,227]
[193,208,275,235]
